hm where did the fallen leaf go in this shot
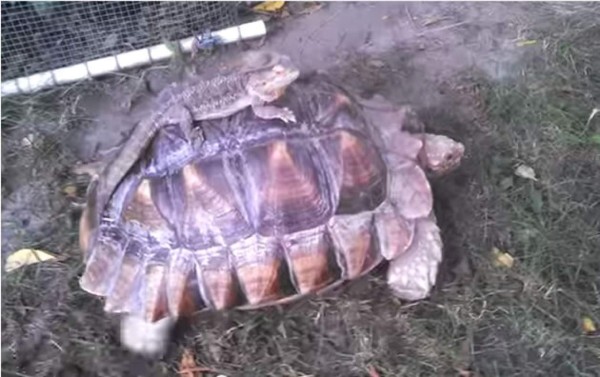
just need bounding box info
[367,365,381,377]
[588,108,599,121]
[62,185,78,198]
[20,133,36,148]
[492,247,514,268]
[179,349,198,377]
[5,249,57,272]
[516,39,537,47]
[253,1,285,13]
[178,348,216,377]
[582,316,597,334]
[515,164,538,181]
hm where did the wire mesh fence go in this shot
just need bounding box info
[1,1,240,81]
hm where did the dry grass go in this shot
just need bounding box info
[2,3,599,377]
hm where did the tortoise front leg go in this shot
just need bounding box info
[120,314,177,357]
[386,216,443,301]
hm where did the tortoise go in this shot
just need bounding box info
[77,73,465,357]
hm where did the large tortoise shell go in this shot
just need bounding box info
[79,75,435,324]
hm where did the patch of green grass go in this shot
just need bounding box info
[454,7,600,376]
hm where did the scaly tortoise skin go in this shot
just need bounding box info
[78,73,465,356]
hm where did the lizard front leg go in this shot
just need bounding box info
[251,103,297,124]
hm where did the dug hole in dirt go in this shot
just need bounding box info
[2,2,599,377]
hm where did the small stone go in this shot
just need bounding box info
[368,59,385,68]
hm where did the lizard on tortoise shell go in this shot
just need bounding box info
[76,71,465,357]
[87,50,301,252]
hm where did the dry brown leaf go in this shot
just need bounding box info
[177,348,216,377]
[62,185,78,197]
[582,316,597,334]
[492,247,514,268]
[179,348,198,377]
[253,1,285,13]
[5,249,57,272]
[367,365,381,377]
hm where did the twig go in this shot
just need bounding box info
[405,5,418,31]
[417,21,468,36]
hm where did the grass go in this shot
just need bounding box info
[2,3,600,377]
[444,7,600,375]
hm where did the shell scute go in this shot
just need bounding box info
[193,246,239,310]
[388,161,433,219]
[103,253,143,315]
[328,212,380,279]
[229,236,286,305]
[143,263,169,322]
[242,140,334,236]
[320,130,387,215]
[80,226,127,295]
[148,173,187,236]
[80,240,124,296]
[375,204,415,260]
[181,159,253,248]
[166,251,199,317]
[282,225,338,294]
[122,179,172,233]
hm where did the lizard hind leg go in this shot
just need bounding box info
[160,105,195,142]
[145,106,201,174]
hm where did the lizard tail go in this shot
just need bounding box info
[92,118,157,228]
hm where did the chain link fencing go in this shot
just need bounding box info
[1,1,241,81]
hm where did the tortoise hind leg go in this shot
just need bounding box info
[385,216,443,301]
[120,314,177,357]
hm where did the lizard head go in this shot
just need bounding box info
[245,52,300,103]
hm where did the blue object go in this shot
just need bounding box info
[194,30,224,50]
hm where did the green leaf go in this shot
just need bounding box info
[589,134,600,145]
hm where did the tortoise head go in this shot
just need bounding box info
[419,134,464,175]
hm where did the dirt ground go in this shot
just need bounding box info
[2,2,599,377]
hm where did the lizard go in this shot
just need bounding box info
[83,50,300,253]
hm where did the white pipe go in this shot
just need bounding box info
[1,19,267,96]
